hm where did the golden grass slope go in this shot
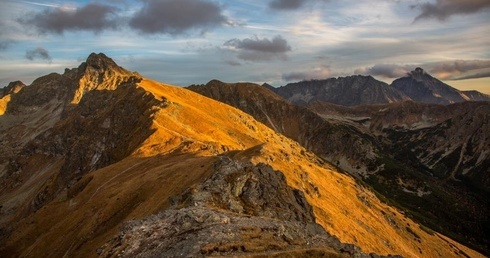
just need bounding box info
[1,78,483,257]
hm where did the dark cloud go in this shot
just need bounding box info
[19,3,118,34]
[282,66,331,81]
[269,0,330,11]
[25,47,52,62]
[224,35,291,61]
[413,0,490,21]
[129,0,227,35]
[269,0,306,10]
[354,64,412,78]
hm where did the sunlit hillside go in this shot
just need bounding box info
[0,54,484,257]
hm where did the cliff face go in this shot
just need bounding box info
[0,54,484,258]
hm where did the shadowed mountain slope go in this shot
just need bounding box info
[0,54,484,257]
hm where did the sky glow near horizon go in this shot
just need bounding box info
[0,0,489,94]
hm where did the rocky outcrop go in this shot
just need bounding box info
[101,158,382,257]
[268,75,409,106]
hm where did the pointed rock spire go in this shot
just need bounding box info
[72,53,140,104]
[83,52,129,76]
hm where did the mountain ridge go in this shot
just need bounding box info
[268,75,410,106]
[266,68,489,106]
[0,53,486,257]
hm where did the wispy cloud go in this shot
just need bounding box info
[354,64,412,78]
[282,65,331,81]
[451,71,490,81]
[19,0,72,9]
[269,0,307,10]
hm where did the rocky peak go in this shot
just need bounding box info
[72,53,140,104]
[407,67,427,82]
[391,68,487,105]
[261,82,275,91]
[205,79,225,86]
[82,52,129,76]
[1,81,25,98]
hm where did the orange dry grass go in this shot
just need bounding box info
[240,142,483,258]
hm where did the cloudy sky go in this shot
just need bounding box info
[0,0,489,93]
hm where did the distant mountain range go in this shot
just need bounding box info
[266,67,490,106]
[0,53,488,257]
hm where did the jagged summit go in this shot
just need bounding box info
[269,75,409,106]
[82,52,130,76]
